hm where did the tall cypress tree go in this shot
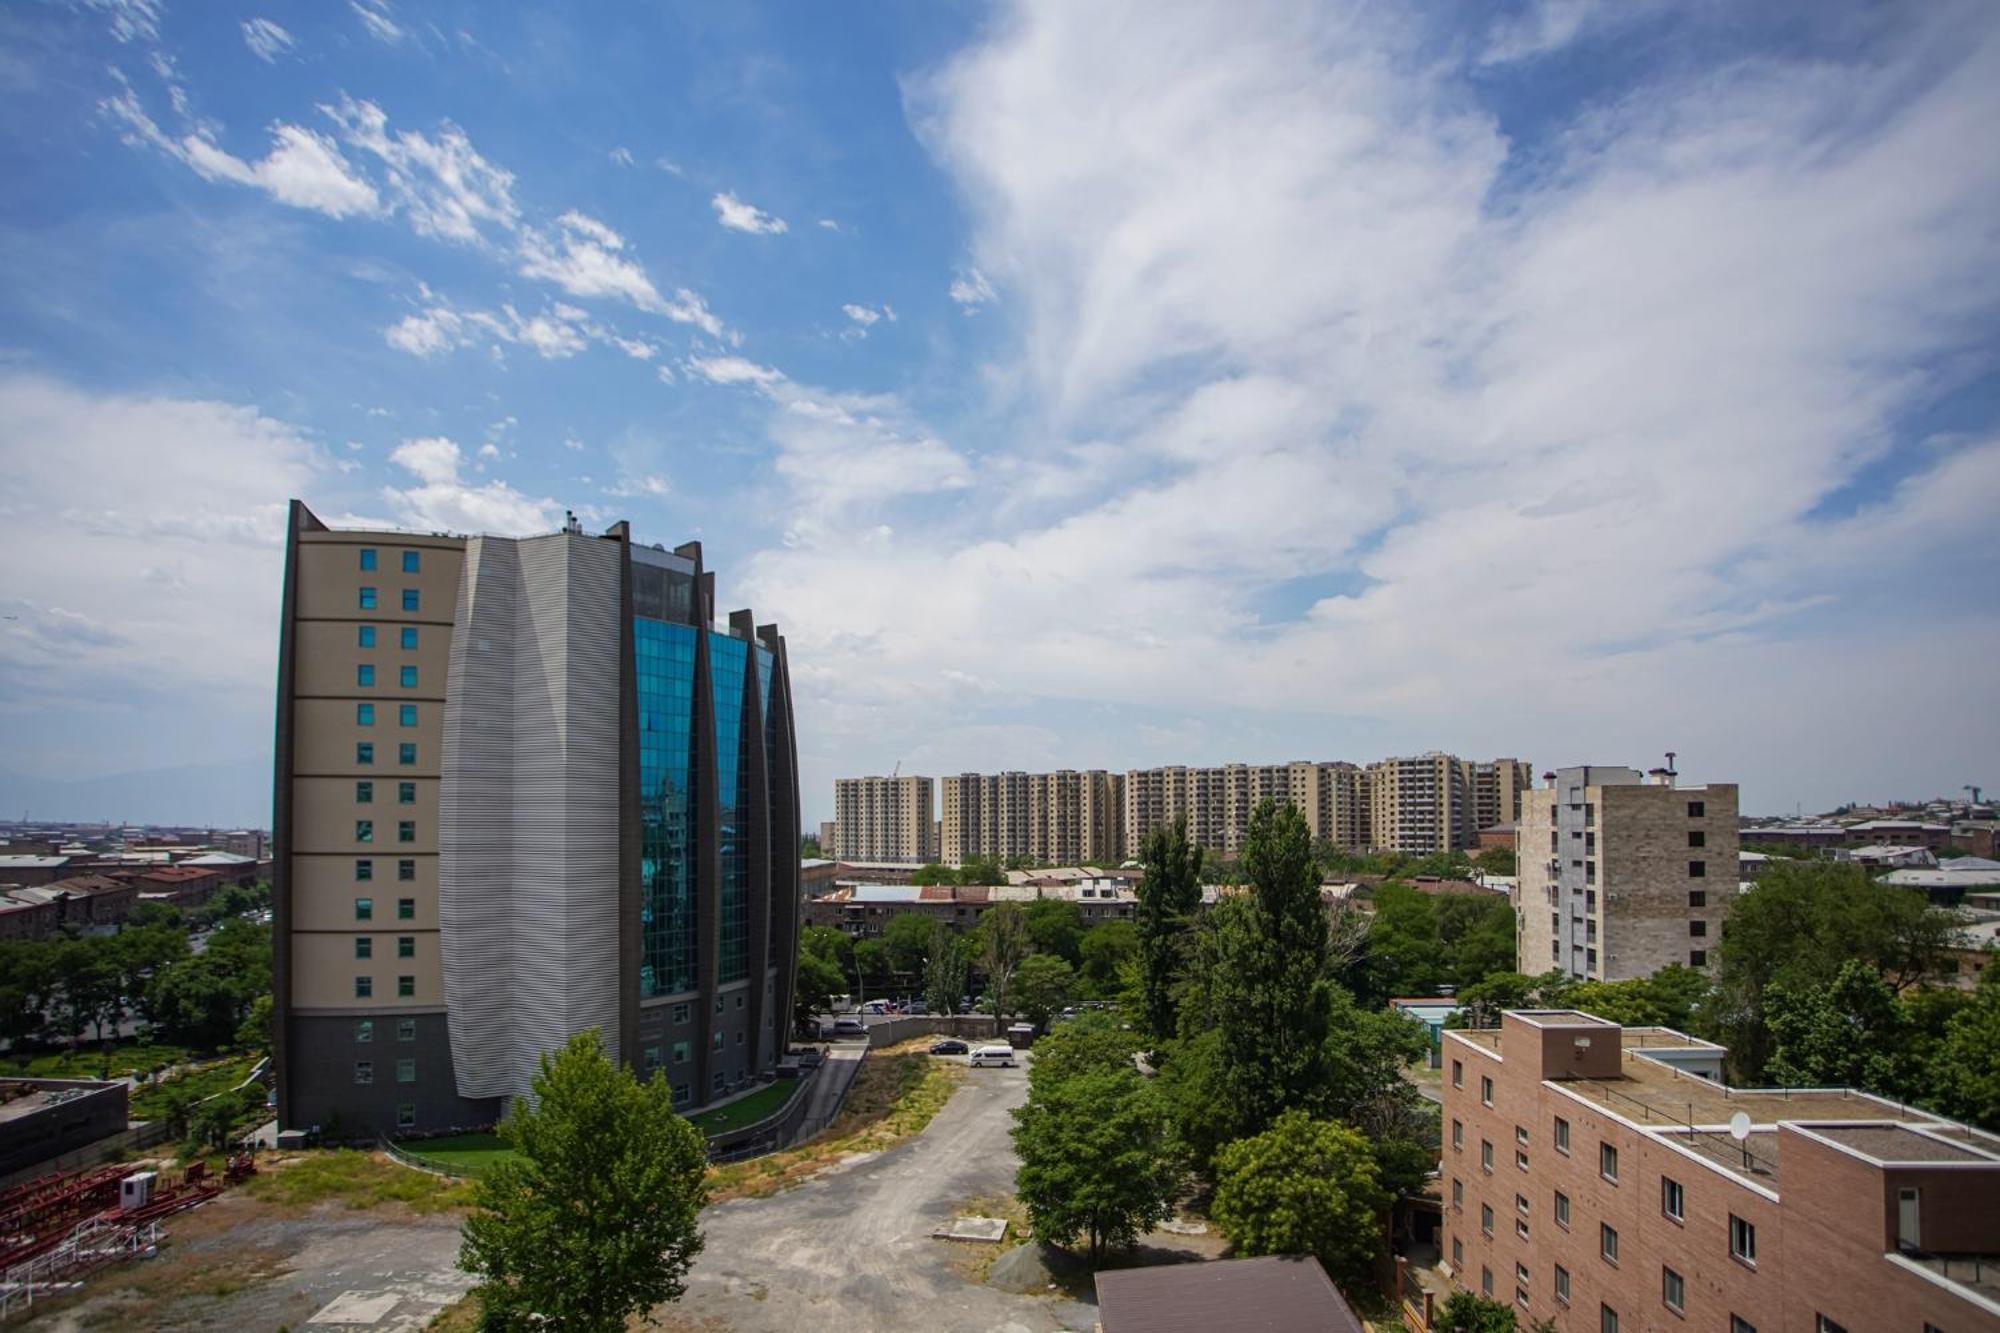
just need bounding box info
[1135,814,1204,1042]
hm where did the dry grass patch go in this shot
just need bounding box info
[706,1046,965,1203]
[241,1149,477,1214]
[942,1191,1033,1283]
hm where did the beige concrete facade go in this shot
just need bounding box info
[1475,758,1533,834]
[1367,752,1479,854]
[938,769,1124,866]
[833,775,936,863]
[1516,766,1740,981]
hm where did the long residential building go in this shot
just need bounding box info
[273,503,800,1138]
[939,770,1124,866]
[1440,1008,2000,1333]
[831,776,936,864]
[1514,764,1740,982]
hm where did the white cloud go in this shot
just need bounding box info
[687,355,785,387]
[655,156,685,177]
[383,436,560,534]
[606,474,671,499]
[517,211,723,333]
[1481,0,1603,65]
[608,146,635,167]
[384,306,465,356]
[76,0,162,44]
[947,267,995,310]
[816,218,843,232]
[710,190,788,235]
[241,18,297,62]
[381,293,661,363]
[322,96,518,244]
[350,0,404,45]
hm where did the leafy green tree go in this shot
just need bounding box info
[1211,1110,1389,1294]
[800,925,852,970]
[794,950,846,1028]
[1355,883,1444,1002]
[1014,954,1075,1031]
[236,992,274,1053]
[800,834,822,858]
[1766,960,1912,1093]
[975,901,1029,1032]
[1079,920,1139,995]
[54,937,123,1046]
[1135,815,1204,1043]
[922,920,968,1017]
[1930,966,2000,1131]
[1024,898,1086,965]
[0,942,53,1049]
[1472,846,1516,876]
[957,856,1007,886]
[1027,1009,1139,1082]
[851,938,890,1000]
[1435,1290,1525,1332]
[881,911,935,981]
[1012,1062,1180,1263]
[1432,893,1518,989]
[461,1029,706,1330]
[912,862,957,886]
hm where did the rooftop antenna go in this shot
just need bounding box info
[1728,1110,1752,1170]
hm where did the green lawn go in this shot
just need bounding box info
[687,1080,799,1136]
[13,1041,197,1081]
[128,1055,261,1122]
[401,1132,515,1176]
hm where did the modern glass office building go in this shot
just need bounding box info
[272,502,800,1137]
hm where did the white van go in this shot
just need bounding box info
[968,1045,1017,1068]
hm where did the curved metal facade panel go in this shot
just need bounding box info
[439,532,624,1101]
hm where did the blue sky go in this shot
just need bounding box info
[2,0,1997,828]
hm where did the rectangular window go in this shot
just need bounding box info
[1688,830,1706,848]
[401,550,420,573]
[1600,1222,1618,1263]
[1452,1119,1463,1150]
[1482,1140,1494,1172]
[359,586,377,610]
[1481,1266,1493,1297]
[671,1002,690,1023]
[1481,1074,1494,1106]
[355,976,373,999]
[1452,1059,1463,1089]
[398,936,414,959]
[398,859,415,881]
[1481,1203,1494,1236]
[1689,860,1707,878]
[354,1060,373,1084]
[1602,1306,1619,1333]
[400,665,417,688]
[1516,1262,1529,1286]
[1452,1178,1463,1207]
[1554,1265,1570,1305]
[1815,1319,1847,1333]
[644,1046,662,1072]
[672,1040,690,1065]
[398,820,415,843]
[398,1018,416,1041]
[1690,919,1708,937]
[1730,1214,1756,1265]
[359,624,376,648]
[398,897,415,919]
[355,819,374,843]
[398,781,416,804]
[398,975,415,998]
[400,626,418,649]
[402,588,420,612]
[357,664,376,688]
[1663,1267,1684,1313]
[1555,1191,1570,1228]
[397,1103,416,1130]
[1662,1176,1684,1221]
[1516,1125,1529,1145]
[1516,1149,1529,1171]
[355,896,373,920]
[356,780,373,804]
[711,1030,724,1050]
[359,547,377,571]
[1600,1142,1619,1182]
[1452,1238,1463,1268]
[1689,890,1707,908]
[355,858,373,881]
[1730,1320,1755,1333]
[1690,949,1708,966]
[393,1057,415,1084]
[399,704,417,726]
[354,1020,373,1043]
[1516,1192,1530,1216]
[399,742,417,765]
[357,703,375,726]
[1687,800,1705,818]
[357,741,374,764]
[1555,1117,1570,1153]
[355,936,372,960]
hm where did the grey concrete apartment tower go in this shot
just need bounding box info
[1515,764,1739,981]
[273,502,801,1138]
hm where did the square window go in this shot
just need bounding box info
[1451,1059,1463,1088]
[1452,1119,1463,1150]
[1481,1203,1493,1236]
[400,665,417,688]
[354,1060,373,1084]
[402,588,420,612]
[1662,1176,1684,1221]
[359,586,378,610]
[355,858,373,881]
[355,975,373,999]
[398,820,415,843]
[1600,1222,1618,1263]
[355,936,372,960]
[1663,1266,1684,1312]
[1600,1142,1619,1182]
[359,547,378,571]
[396,1058,416,1083]
[359,624,377,648]
[397,1018,416,1042]
[1689,890,1707,908]
[1555,1265,1570,1304]
[1729,1214,1756,1265]
[400,626,418,649]
[356,780,374,804]
[1555,1191,1571,1228]
[1481,1074,1493,1106]
[357,741,374,764]
[1602,1305,1619,1333]
[399,781,416,804]
[397,1102,416,1129]
[1689,860,1707,878]
[1690,919,1708,937]
[1690,949,1708,966]
[1687,800,1705,818]
[402,550,420,573]
[1555,1117,1570,1153]
[398,896,415,919]
[354,1019,373,1043]
[355,819,374,843]
[1688,830,1706,848]
[399,704,417,726]
[357,664,376,688]
[397,975,415,998]
[398,859,415,881]
[398,936,414,959]
[355,896,374,920]
[671,1003,690,1024]
[357,703,375,726]
[399,742,417,765]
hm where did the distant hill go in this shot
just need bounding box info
[0,756,269,828]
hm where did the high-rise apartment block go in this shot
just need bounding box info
[273,503,799,1138]
[1440,1009,2000,1333]
[1474,758,1534,835]
[832,776,936,863]
[1366,752,1484,854]
[1121,762,1371,860]
[1515,764,1739,981]
[939,770,1124,866]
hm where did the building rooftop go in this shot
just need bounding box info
[1095,1255,1364,1333]
[0,855,70,869]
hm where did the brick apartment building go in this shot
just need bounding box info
[1440,1009,2000,1333]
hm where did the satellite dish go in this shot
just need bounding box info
[1728,1112,1752,1141]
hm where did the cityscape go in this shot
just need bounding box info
[3,3,2000,1333]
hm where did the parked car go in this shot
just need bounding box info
[968,1045,1017,1068]
[929,1039,968,1056]
[860,1000,891,1016]
[832,1017,868,1038]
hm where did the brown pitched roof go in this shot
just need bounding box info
[1096,1255,1364,1333]
[43,875,130,897]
